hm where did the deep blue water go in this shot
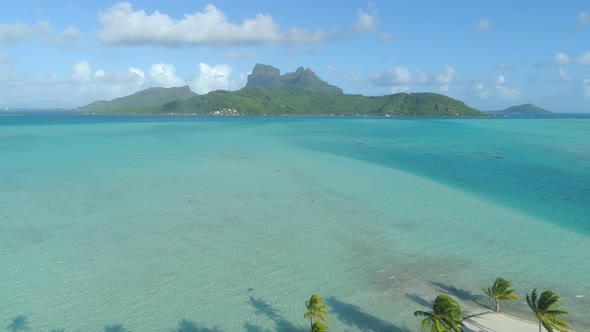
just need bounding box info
[289,117,590,235]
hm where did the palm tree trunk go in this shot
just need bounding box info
[309,316,313,332]
[538,320,542,332]
[495,299,500,312]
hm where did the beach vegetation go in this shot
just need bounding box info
[304,294,328,332]
[414,294,464,332]
[483,277,519,312]
[526,289,570,332]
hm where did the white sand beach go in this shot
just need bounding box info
[463,312,552,332]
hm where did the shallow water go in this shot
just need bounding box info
[1,113,588,331]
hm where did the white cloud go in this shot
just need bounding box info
[384,66,412,84]
[379,32,392,43]
[350,71,359,83]
[223,51,255,59]
[555,52,570,65]
[371,65,456,92]
[576,51,590,65]
[128,67,145,84]
[97,2,381,46]
[474,82,490,99]
[189,63,236,94]
[355,3,378,32]
[53,25,80,48]
[95,69,106,79]
[326,65,360,86]
[390,85,409,93]
[149,63,184,87]
[1,61,187,107]
[69,61,147,103]
[579,12,590,28]
[435,66,456,91]
[495,75,520,99]
[72,61,93,83]
[583,79,590,97]
[557,68,573,82]
[474,75,520,100]
[66,61,239,103]
[0,21,51,43]
[97,3,282,45]
[0,21,80,48]
[476,19,491,32]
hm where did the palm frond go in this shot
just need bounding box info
[433,319,446,332]
[305,294,329,328]
[498,293,519,301]
[420,318,432,331]
[527,289,570,332]
[526,289,538,310]
[415,295,463,332]
[485,278,519,299]
[538,290,562,310]
[414,310,432,318]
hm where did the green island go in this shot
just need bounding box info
[485,103,552,115]
[79,64,484,117]
[81,85,196,112]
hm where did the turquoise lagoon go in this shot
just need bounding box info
[0,113,589,331]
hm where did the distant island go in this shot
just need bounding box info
[485,103,552,116]
[79,64,486,117]
[81,86,196,112]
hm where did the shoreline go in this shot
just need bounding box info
[463,312,562,332]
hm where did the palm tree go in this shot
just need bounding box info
[304,294,328,332]
[483,277,519,312]
[526,289,570,332]
[414,294,464,332]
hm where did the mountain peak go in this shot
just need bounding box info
[245,64,343,95]
[245,64,281,89]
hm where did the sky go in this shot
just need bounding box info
[1,0,589,112]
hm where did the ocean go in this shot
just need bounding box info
[1,112,589,331]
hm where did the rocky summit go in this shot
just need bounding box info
[244,63,343,95]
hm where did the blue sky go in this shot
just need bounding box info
[1,1,589,112]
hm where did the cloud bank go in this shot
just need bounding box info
[0,21,79,47]
[474,75,520,100]
[97,2,380,46]
[370,65,456,92]
[189,63,236,94]
[57,60,239,105]
[0,21,52,43]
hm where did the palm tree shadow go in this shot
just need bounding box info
[430,282,486,306]
[105,324,129,332]
[6,315,29,332]
[405,293,432,308]
[246,296,306,332]
[243,322,272,332]
[326,296,412,332]
[172,319,223,332]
